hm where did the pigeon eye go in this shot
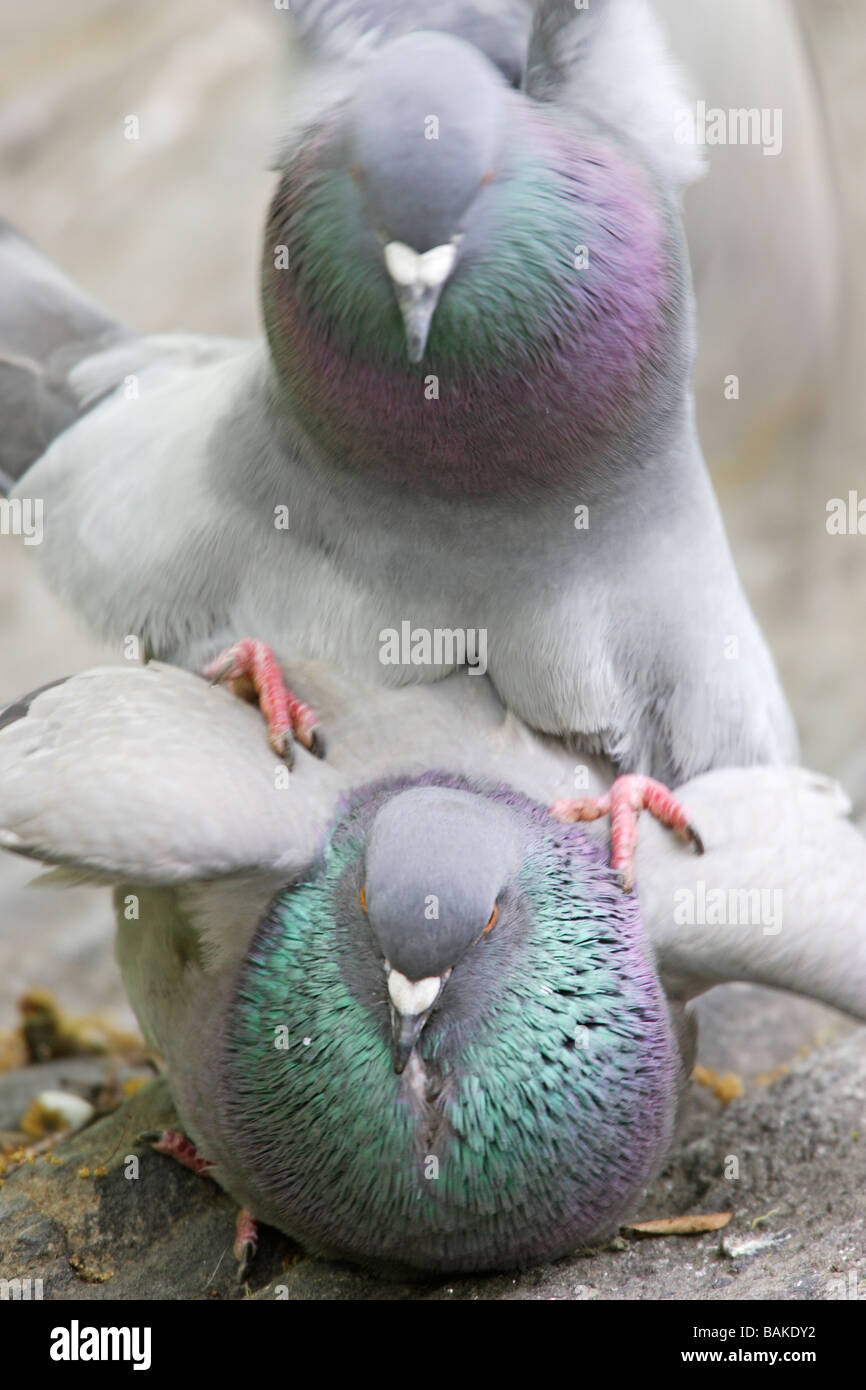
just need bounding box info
[360,885,368,913]
[484,903,498,933]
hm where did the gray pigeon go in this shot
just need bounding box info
[5,2,795,808]
[0,662,862,1275]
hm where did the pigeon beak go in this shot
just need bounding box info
[387,968,447,1074]
[395,286,444,364]
[390,1009,433,1075]
[383,240,460,363]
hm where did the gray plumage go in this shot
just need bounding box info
[364,786,523,981]
[0,661,862,1271]
[5,2,799,783]
[0,221,128,485]
[0,662,862,1024]
[286,0,531,86]
[348,32,508,254]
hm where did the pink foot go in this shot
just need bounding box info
[142,1132,260,1281]
[234,1207,260,1281]
[550,774,703,893]
[139,1129,215,1178]
[201,638,324,765]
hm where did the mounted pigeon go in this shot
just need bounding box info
[4,1,796,879]
[0,663,861,1275]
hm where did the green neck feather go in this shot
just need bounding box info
[221,798,676,1272]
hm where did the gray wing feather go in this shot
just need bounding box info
[0,219,251,490]
[638,765,866,1021]
[525,0,704,185]
[283,0,531,77]
[0,661,599,882]
[0,220,128,481]
[0,663,343,884]
[3,663,863,1022]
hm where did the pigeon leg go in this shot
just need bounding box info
[141,1132,261,1280]
[201,638,324,766]
[138,1129,216,1177]
[550,775,703,893]
[234,1207,260,1282]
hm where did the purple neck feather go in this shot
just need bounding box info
[264,116,686,496]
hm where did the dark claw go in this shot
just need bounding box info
[236,1240,257,1283]
[687,824,705,856]
[135,1130,163,1146]
[308,727,326,760]
[208,659,237,687]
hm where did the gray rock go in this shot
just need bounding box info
[0,1056,153,1132]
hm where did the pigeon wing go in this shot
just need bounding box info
[281,0,531,77]
[0,663,342,885]
[525,0,704,186]
[0,220,128,485]
[637,765,866,1022]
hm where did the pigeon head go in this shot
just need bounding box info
[361,785,523,1072]
[262,40,690,495]
[346,32,509,362]
[222,773,679,1273]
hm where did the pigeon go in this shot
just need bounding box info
[4,2,796,872]
[0,662,862,1275]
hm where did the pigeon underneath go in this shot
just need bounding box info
[0,663,862,1275]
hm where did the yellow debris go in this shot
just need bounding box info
[20,1097,71,1138]
[121,1076,149,1097]
[692,1066,744,1104]
[0,1028,27,1072]
[17,988,143,1063]
[755,1063,790,1086]
[68,1256,115,1284]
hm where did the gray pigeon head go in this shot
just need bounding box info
[348,31,508,250]
[347,31,509,358]
[361,783,524,1070]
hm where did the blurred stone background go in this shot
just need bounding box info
[0,0,864,1050]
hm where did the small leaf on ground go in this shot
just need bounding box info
[622,1213,732,1237]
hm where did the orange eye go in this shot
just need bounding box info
[484,903,498,933]
[360,885,368,913]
